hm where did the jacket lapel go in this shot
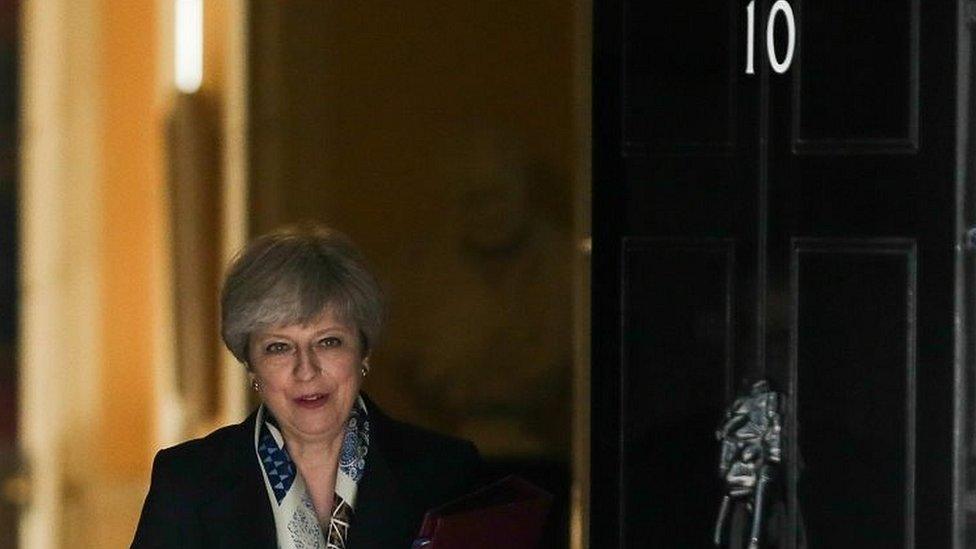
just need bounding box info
[346,406,421,549]
[199,412,277,549]
[190,400,426,548]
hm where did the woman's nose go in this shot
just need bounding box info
[293,347,321,379]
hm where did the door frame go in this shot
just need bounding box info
[19,0,103,546]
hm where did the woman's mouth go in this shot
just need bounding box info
[293,393,329,409]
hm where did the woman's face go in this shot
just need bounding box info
[248,308,364,447]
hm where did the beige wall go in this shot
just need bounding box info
[248,0,580,459]
[97,0,161,478]
[250,1,574,236]
[20,0,172,546]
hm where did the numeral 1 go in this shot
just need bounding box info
[745,0,796,75]
[745,0,756,75]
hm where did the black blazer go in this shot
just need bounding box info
[132,399,481,548]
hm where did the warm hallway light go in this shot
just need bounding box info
[174,0,203,93]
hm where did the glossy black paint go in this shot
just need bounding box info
[593,1,963,546]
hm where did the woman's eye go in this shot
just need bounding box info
[319,337,341,348]
[265,342,290,354]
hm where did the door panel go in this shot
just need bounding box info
[621,239,734,547]
[792,0,919,151]
[769,3,957,546]
[623,0,738,154]
[790,240,916,548]
[594,0,963,547]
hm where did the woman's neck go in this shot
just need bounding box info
[285,433,343,470]
[285,434,343,526]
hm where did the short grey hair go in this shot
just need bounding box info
[220,223,386,365]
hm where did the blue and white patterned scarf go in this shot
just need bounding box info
[254,396,370,549]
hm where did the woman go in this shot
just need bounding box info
[132,224,482,548]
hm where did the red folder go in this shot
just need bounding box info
[412,475,553,549]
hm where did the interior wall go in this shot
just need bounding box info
[248,4,583,546]
[20,1,102,545]
[20,0,168,546]
[97,0,160,480]
[248,0,578,457]
[85,0,165,545]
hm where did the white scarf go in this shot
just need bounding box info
[254,396,370,549]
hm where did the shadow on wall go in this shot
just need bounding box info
[382,128,573,460]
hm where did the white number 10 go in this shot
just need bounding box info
[745,0,796,75]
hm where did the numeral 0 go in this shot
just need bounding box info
[745,0,796,75]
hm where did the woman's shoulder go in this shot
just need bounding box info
[366,400,483,497]
[150,413,254,483]
[133,413,267,547]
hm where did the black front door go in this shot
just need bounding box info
[593,1,968,547]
